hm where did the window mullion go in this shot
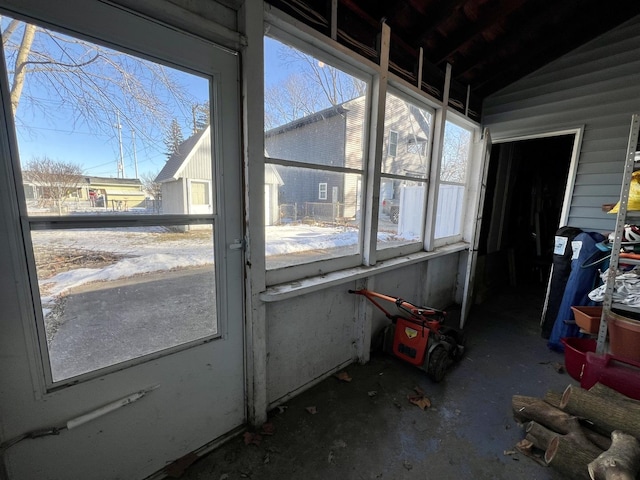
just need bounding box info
[363,23,390,267]
[424,63,451,251]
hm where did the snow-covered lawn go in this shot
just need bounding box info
[32,224,405,309]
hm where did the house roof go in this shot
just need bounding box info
[265,0,640,119]
[86,176,142,186]
[155,127,209,183]
[265,104,348,137]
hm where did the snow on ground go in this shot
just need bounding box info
[34,224,404,304]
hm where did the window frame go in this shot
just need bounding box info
[375,87,435,261]
[388,130,399,157]
[263,29,373,286]
[318,182,328,200]
[432,116,475,247]
[262,19,482,286]
[0,9,233,389]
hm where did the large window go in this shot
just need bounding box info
[3,17,219,383]
[262,30,478,284]
[377,91,433,252]
[434,121,473,239]
[264,36,368,274]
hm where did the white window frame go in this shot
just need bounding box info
[388,130,399,157]
[264,27,372,286]
[432,115,476,247]
[318,182,328,200]
[376,87,435,261]
[0,9,231,389]
[263,15,482,287]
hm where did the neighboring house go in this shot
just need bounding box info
[82,176,145,210]
[23,174,145,211]
[156,126,284,224]
[264,95,431,223]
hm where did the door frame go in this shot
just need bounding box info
[0,2,246,479]
[464,126,584,325]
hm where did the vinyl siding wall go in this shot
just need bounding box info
[482,15,640,233]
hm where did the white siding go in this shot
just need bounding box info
[483,15,640,233]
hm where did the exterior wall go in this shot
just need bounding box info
[483,15,640,233]
[344,97,367,217]
[266,112,346,216]
[181,133,213,180]
[160,179,186,214]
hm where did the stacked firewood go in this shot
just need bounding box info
[512,383,640,480]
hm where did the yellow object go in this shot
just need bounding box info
[609,171,640,213]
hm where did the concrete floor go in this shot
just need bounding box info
[179,284,574,480]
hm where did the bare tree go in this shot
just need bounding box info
[2,18,196,150]
[140,170,162,213]
[265,44,366,129]
[441,125,471,183]
[23,156,84,215]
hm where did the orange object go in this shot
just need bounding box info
[607,310,640,362]
[571,306,602,334]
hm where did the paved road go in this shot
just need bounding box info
[48,266,217,381]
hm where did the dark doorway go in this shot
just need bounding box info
[475,134,575,301]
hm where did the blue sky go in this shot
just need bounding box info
[4,23,323,179]
[4,18,210,178]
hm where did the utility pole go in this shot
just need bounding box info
[116,110,125,178]
[132,129,139,179]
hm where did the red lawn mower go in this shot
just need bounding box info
[349,289,465,382]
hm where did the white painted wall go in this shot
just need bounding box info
[483,15,640,233]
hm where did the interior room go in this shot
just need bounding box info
[1,1,640,479]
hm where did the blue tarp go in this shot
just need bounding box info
[548,231,607,352]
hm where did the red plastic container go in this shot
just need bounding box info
[561,337,597,381]
[581,352,640,400]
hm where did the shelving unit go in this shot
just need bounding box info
[597,114,640,353]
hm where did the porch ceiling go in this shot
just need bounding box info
[265,0,640,116]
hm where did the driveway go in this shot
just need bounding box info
[48,266,216,381]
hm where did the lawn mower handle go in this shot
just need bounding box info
[348,289,446,319]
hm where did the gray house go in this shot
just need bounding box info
[156,126,284,224]
[265,94,432,223]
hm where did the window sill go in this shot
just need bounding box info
[260,241,469,302]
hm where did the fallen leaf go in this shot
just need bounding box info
[414,386,426,396]
[219,474,229,480]
[503,450,517,456]
[553,362,565,374]
[260,422,275,435]
[243,432,262,446]
[367,391,378,397]
[403,460,413,470]
[306,406,318,415]
[407,394,431,410]
[334,371,352,382]
[328,450,335,464]
[263,453,270,464]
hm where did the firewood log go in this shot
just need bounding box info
[544,390,563,408]
[588,383,640,407]
[587,431,640,480]
[545,434,601,480]
[526,421,556,450]
[561,385,640,439]
[512,395,611,450]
